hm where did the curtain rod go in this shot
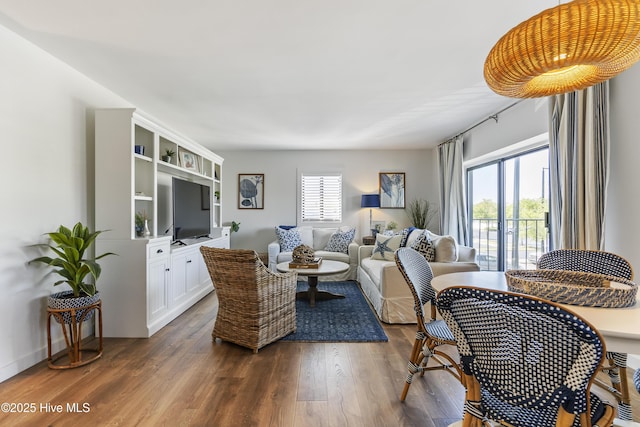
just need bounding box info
[439,100,523,146]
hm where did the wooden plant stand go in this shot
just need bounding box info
[47,300,103,369]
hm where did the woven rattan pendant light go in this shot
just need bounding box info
[484,0,640,98]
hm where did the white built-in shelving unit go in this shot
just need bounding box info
[95,108,228,338]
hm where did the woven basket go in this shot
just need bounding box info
[505,269,637,308]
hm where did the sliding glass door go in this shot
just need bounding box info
[467,148,550,271]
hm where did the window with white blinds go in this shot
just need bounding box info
[300,173,342,223]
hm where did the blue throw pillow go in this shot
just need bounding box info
[324,228,356,254]
[400,226,417,247]
[275,227,302,251]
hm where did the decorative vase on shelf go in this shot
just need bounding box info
[143,220,151,237]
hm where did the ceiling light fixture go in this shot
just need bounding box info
[484,0,640,98]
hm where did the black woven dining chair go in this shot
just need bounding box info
[395,247,461,401]
[437,286,616,427]
[537,248,634,421]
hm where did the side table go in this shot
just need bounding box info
[362,236,376,245]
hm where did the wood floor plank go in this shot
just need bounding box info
[0,289,637,426]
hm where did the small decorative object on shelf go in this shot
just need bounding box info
[135,210,148,237]
[143,219,151,237]
[162,148,175,163]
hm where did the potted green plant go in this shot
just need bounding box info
[231,221,240,233]
[30,222,116,325]
[406,199,438,229]
[162,148,175,163]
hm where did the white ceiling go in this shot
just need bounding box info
[0,0,557,151]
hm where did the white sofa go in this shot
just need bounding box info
[358,228,480,324]
[268,226,359,281]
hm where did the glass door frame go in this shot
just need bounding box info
[466,145,550,271]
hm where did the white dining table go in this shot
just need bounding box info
[431,271,640,355]
[432,271,640,423]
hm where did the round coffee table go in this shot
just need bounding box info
[276,260,349,307]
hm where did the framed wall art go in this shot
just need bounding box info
[179,148,200,173]
[238,174,264,209]
[379,172,405,208]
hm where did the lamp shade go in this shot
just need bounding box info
[361,194,380,208]
[484,0,640,98]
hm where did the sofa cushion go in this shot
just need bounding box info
[297,226,314,247]
[410,232,436,261]
[275,226,303,251]
[324,227,355,254]
[429,233,458,262]
[312,227,336,250]
[371,234,402,261]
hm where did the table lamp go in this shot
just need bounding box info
[361,194,380,235]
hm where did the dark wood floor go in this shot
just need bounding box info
[0,288,637,427]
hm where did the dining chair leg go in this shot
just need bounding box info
[400,331,427,401]
[601,352,633,421]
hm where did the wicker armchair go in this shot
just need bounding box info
[395,247,461,401]
[437,286,616,427]
[200,247,297,353]
[537,248,634,420]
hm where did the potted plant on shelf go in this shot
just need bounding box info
[162,148,175,163]
[30,222,116,325]
[135,210,150,237]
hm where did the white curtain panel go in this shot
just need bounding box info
[438,135,469,245]
[548,81,609,250]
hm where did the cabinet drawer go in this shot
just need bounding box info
[147,242,170,260]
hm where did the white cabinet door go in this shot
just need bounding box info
[148,257,169,322]
[170,252,188,306]
[171,246,201,302]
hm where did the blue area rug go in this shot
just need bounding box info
[282,280,388,342]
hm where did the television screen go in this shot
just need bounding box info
[172,177,211,241]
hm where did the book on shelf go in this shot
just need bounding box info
[289,257,323,269]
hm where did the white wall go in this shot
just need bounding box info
[606,67,640,269]
[216,149,439,252]
[463,99,548,160]
[0,25,132,382]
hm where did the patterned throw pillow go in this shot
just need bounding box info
[275,227,302,252]
[371,234,402,261]
[399,227,417,247]
[324,228,356,254]
[410,232,436,261]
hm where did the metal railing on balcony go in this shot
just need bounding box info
[471,218,548,271]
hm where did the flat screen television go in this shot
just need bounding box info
[172,177,211,241]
